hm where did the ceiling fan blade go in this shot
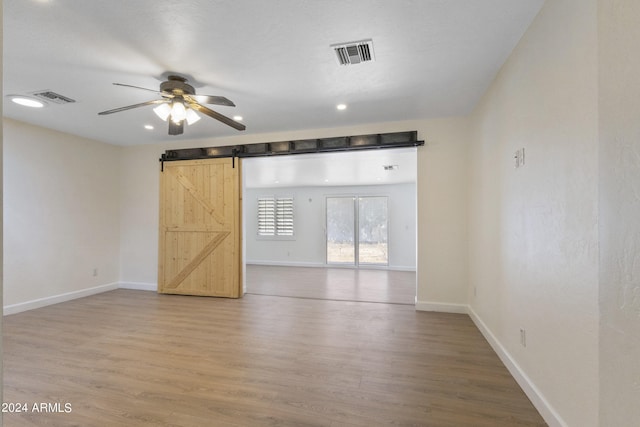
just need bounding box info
[185,94,235,107]
[190,102,246,131]
[168,120,184,136]
[98,99,167,115]
[113,83,162,94]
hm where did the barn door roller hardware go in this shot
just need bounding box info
[160,131,423,166]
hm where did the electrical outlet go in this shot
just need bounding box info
[92,268,98,277]
[520,328,527,347]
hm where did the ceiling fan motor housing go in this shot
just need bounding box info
[160,76,195,96]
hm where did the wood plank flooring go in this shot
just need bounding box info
[246,265,416,305]
[3,290,546,426]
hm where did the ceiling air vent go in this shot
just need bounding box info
[31,90,76,105]
[331,39,375,66]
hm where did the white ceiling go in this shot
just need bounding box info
[3,0,544,147]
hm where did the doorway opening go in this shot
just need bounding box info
[157,131,421,302]
[241,147,417,305]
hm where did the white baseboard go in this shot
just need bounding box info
[414,300,468,314]
[247,261,327,268]
[3,282,119,316]
[385,265,416,272]
[246,261,416,272]
[467,306,566,427]
[119,282,157,291]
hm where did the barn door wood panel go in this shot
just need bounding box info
[158,158,242,298]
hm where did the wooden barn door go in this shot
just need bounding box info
[158,158,242,298]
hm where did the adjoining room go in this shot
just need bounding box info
[243,148,417,305]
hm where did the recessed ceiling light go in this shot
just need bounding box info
[144,124,154,130]
[10,96,45,108]
[336,104,347,110]
[233,116,243,121]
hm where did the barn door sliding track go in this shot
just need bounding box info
[159,131,424,169]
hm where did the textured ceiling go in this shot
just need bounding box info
[3,0,544,147]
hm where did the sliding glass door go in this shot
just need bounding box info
[357,196,388,265]
[326,196,388,266]
[326,197,356,265]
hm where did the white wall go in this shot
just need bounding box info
[467,1,599,426]
[416,118,469,311]
[119,118,468,308]
[244,183,416,270]
[3,119,122,311]
[598,0,640,424]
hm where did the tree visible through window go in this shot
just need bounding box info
[257,196,294,237]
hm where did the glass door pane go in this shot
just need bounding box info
[326,197,355,265]
[358,196,388,265]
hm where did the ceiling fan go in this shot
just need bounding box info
[98,75,246,135]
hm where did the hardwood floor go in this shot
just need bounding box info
[3,290,546,426]
[246,265,416,305]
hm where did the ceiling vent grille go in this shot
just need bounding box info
[331,39,375,66]
[31,90,76,105]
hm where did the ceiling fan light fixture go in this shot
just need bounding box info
[170,101,187,123]
[185,108,201,125]
[153,103,171,121]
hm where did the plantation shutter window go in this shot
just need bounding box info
[257,196,294,237]
[257,197,276,236]
[275,198,294,236]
